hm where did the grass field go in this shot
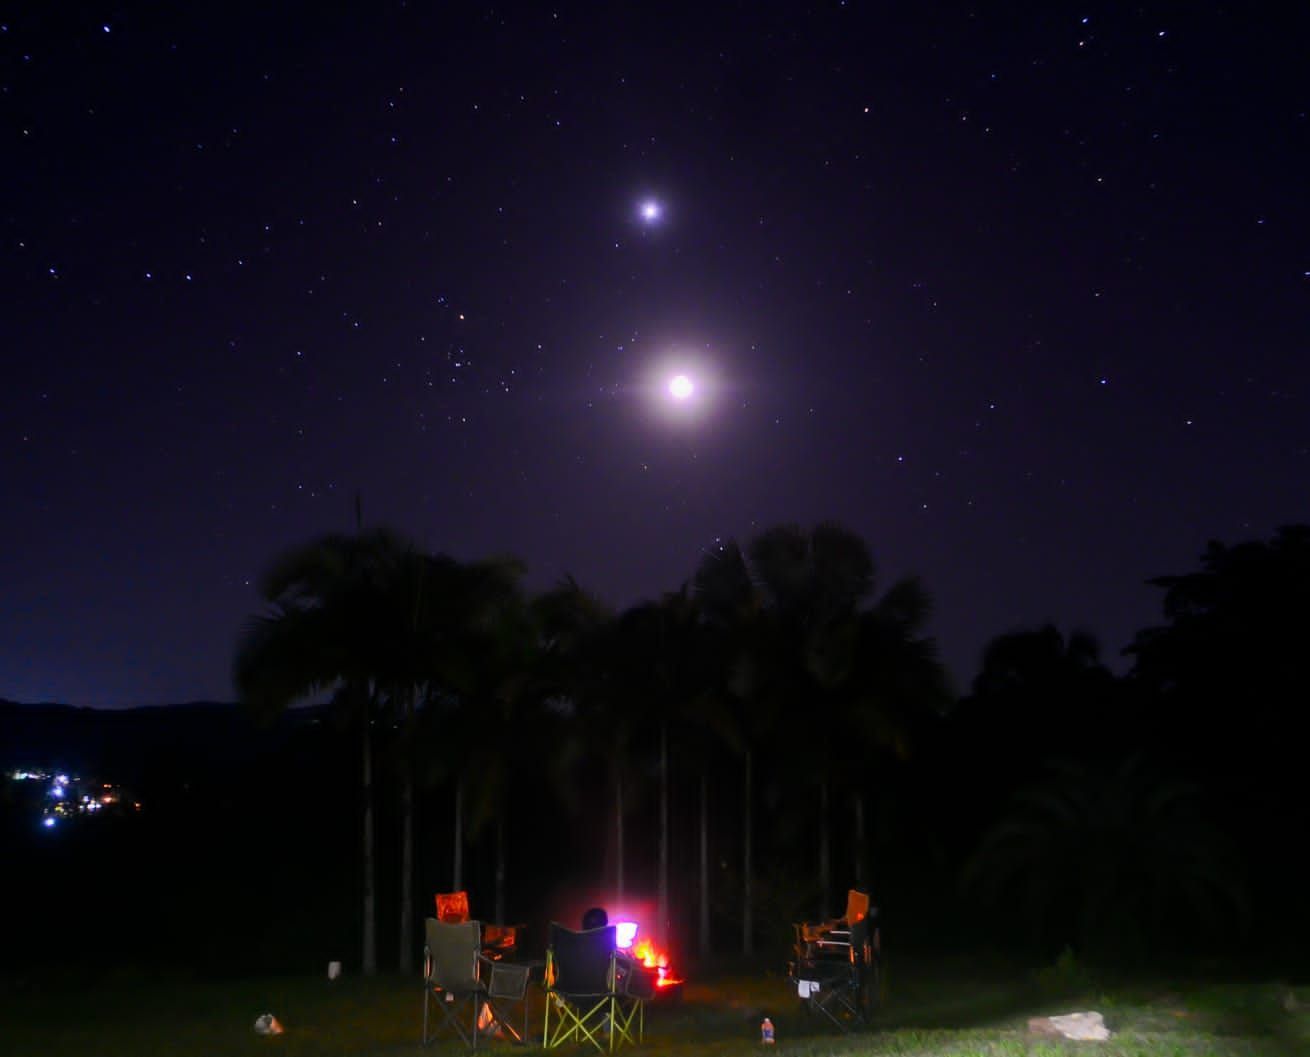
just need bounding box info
[2,955,1306,1057]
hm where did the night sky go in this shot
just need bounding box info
[3,4,1307,707]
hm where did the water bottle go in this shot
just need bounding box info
[760,1016,775,1044]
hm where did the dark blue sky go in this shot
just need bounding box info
[3,3,1307,706]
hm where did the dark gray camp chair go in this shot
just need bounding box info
[422,918,531,1049]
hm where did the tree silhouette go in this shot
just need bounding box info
[438,557,540,926]
[234,528,417,975]
[693,538,772,954]
[947,625,1120,843]
[746,522,946,917]
[605,587,714,947]
[1126,524,1310,958]
[694,523,948,946]
[962,757,1246,963]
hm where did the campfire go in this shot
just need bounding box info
[614,920,682,990]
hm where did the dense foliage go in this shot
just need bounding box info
[3,522,1306,977]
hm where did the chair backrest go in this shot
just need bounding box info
[483,921,518,953]
[844,888,870,924]
[549,922,615,997]
[425,917,483,992]
[847,915,871,958]
[436,890,471,923]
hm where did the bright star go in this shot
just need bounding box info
[669,374,694,400]
[639,199,662,222]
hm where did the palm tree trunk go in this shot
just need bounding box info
[742,748,753,956]
[615,771,625,904]
[398,738,414,973]
[494,811,507,925]
[699,769,710,958]
[853,791,866,889]
[453,775,464,891]
[819,777,831,918]
[361,702,378,976]
[658,721,669,945]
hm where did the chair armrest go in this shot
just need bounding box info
[612,954,657,999]
[479,954,530,998]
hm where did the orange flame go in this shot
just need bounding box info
[631,937,682,988]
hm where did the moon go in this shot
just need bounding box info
[668,374,694,400]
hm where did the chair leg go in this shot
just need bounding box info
[543,994,609,1054]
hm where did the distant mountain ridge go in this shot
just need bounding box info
[0,698,326,790]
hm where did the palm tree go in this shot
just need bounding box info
[586,614,652,907]
[237,532,486,974]
[745,523,878,917]
[745,523,949,917]
[693,539,771,955]
[439,557,540,926]
[694,524,948,945]
[234,528,416,976]
[378,548,475,974]
[531,577,618,887]
[606,588,713,948]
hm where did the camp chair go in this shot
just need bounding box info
[422,917,533,1049]
[789,915,874,1033]
[422,918,486,1048]
[543,923,647,1053]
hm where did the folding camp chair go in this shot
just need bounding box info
[422,917,532,1049]
[422,918,486,1049]
[543,923,647,1053]
[789,915,874,1032]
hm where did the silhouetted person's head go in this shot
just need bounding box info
[581,906,608,930]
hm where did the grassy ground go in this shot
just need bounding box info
[2,956,1306,1057]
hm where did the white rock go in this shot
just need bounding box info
[1046,1011,1111,1040]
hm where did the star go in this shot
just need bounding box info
[638,199,662,223]
[668,374,694,400]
